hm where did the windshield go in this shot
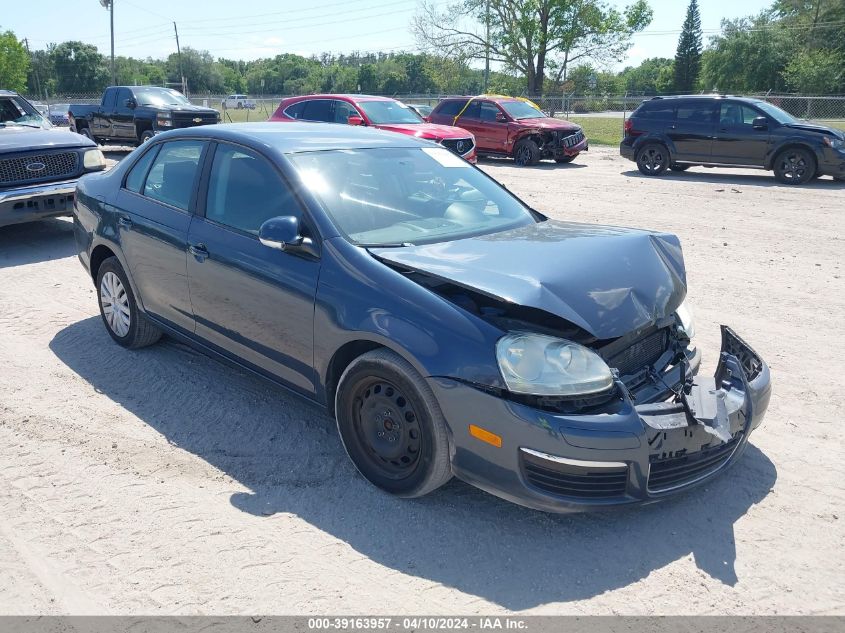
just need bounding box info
[291,147,537,247]
[357,100,423,125]
[754,101,798,125]
[499,100,546,120]
[134,87,191,107]
[0,96,49,128]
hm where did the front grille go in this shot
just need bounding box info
[172,112,218,128]
[648,433,742,492]
[521,449,628,499]
[560,130,585,148]
[0,151,78,186]
[440,137,475,156]
[607,328,669,377]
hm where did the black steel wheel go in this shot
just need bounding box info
[335,348,452,497]
[773,147,816,185]
[636,143,669,176]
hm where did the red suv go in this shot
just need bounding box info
[270,95,476,163]
[428,96,587,166]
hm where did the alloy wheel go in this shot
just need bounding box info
[100,271,131,337]
[778,152,809,182]
[639,147,665,173]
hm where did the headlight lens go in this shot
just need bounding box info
[676,300,695,339]
[823,136,844,149]
[83,148,106,170]
[496,332,614,396]
[156,113,172,127]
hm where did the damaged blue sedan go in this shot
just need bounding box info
[73,122,772,512]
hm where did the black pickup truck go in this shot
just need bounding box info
[1,90,106,228]
[69,86,220,145]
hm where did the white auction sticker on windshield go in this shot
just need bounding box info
[422,147,468,168]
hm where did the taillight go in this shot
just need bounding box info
[623,118,633,134]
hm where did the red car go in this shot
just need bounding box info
[427,96,588,166]
[270,95,477,163]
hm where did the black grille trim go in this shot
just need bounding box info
[171,112,218,128]
[606,328,669,377]
[559,130,585,148]
[521,449,628,499]
[648,433,742,492]
[0,151,79,186]
[440,137,475,156]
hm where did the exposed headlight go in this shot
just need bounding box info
[823,136,844,149]
[156,112,172,127]
[83,148,106,170]
[676,300,695,339]
[496,332,614,396]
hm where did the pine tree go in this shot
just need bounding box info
[673,0,703,93]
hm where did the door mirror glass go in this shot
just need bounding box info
[347,114,365,126]
[752,116,768,130]
[259,216,302,250]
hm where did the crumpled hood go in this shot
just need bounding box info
[784,121,844,139]
[513,117,581,132]
[372,220,687,340]
[0,126,95,151]
[375,122,472,140]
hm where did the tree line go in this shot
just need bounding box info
[1,0,842,98]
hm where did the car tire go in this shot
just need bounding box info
[669,163,690,172]
[513,138,541,166]
[139,130,155,144]
[554,156,575,164]
[773,147,816,185]
[96,257,162,349]
[335,348,452,498]
[636,142,669,176]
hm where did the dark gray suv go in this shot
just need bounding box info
[620,95,845,185]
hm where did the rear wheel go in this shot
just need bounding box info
[636,142,669,176]
[513,138,540,166]
[773,147,816,185]
[335,348,452,498]
[669,163,690,172]
[96,257,162,349]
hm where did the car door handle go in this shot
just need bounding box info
[188,243,209,261]
[667,124,676,129]
[118,216,132,229]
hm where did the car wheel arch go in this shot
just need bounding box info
[88,240,146,312]
[634,134,675,159]
[765,141,817,170]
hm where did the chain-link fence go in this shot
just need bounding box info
[23,91,845,126]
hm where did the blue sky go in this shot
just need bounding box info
[6,0,772,68]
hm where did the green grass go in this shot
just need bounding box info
[826,119,845,131]
[218,105,276,123]
[567,117,624,146]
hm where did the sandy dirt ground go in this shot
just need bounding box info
[0,146,843,615]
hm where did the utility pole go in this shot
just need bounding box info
[173,22,185,95]
[99,0,115,85]
[483,0,490,93]
[23,38,42,99]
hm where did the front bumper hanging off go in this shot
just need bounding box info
[430,326,772,512]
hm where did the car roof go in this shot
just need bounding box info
[283,94,395,102]
[161,121,427,153]
[0,90,20,96]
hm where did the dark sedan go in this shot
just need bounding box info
[73,122,771,512]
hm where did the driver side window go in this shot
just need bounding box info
[480,102,501,122]
[143,140,205,211]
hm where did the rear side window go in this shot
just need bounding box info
[143,140,205,211]
[124,145,160,193]
[283,101,305,119]
[635,101,674,120]
[435,100,468,117]
[676,102,717,123]
[301,99,333,122]
[205,144,301,235]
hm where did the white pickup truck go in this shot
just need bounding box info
[221,94,256,110]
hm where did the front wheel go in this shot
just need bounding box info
[636,143,669,176]
[513,138,540,166]
[335,349,452,498]
[555,155,575,164]
[773,147,816,185]
[97,257,162,349]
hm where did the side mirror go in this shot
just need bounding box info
[125,98,136,109]
[752,116,768,130]
[347,114,365,126]
[259,216,302,250]
[495,112,507,123]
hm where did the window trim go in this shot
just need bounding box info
[121,142,161,195]
[195,140,322,249]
